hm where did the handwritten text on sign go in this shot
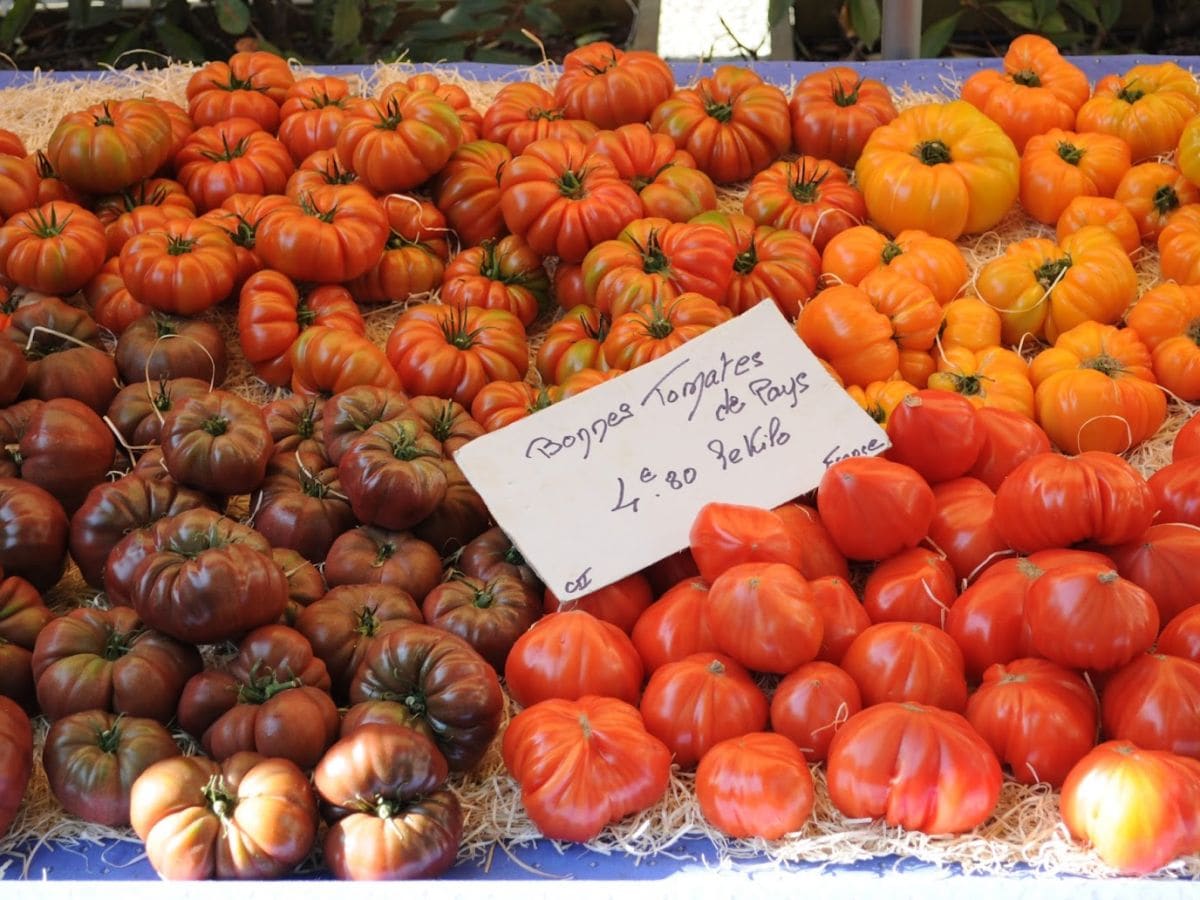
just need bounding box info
[454,302,890,598]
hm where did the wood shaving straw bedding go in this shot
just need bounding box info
[0,61,1196,880]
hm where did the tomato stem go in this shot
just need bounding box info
[356,604,381,637]
[556,169,588,200]
[95,722,122,754]
[1187,317,1200,347]
[1081,352,1125,378]
[1035,255,1072,290]
[526,106,566,122]
[202,775,237,820]
[1117,82,1145,104]
[733,238,759,275]
[166,234,196,256]
[1011,69,1041,87]
[1153,183,1181,216]
[503,544,526,566]
[473,587,494,609]
[949,372,984,396]
[374,540,396,567]
[787,158,829,203]
[103,627,134,660]
[1056,142,1084,166]
[703,94,734,123]
[880,241,903,264]
[635,230,670,275]
[831,74,864,107]
[201,415,229,437]
[914,140,952,166]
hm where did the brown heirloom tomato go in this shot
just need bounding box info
[338,416,448,531]
[323,526,442,601]
[31,605,202,722]
[0,476,69,591]
[294,583,422,700]
[12,397,116,514]
[43,710,180,826]
[0,695,32,837]
[107,378,212,449]
[177,625,339,769]
[421,574,541,672]
[264,394,324,456]
[160,389,273,495]
[0,576,54,710]
[130,752,318,880]
[115,313,228,386]
[127,508,288,644]
[314,724,463,881]
[502,695,671,842]
[827,702,1002,834]
[251,446,355,563]
[348,623,503,771]
[457,525,541,590]
[320,384,410,464]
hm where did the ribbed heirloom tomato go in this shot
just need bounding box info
[788,66,897,167]
[555,42,675,129]
[186,50,294,132]
[119,218,239,316]
[695,732,814,840]
[254,184,388,283]
[46,99,174,194]
[336,91,463,194]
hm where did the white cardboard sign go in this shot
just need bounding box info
[454,302,890,599]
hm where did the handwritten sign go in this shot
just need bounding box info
[454,302,890,598]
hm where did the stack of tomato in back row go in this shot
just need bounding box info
[1,32,1200,880]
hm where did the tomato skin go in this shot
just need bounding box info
[290,326,402,398]
[927,477,1008,584]
[337,416,448,532]
[826,701,1003,834]
[630,577,717,673]
[817,457,935,562]
[1102,653,1200,759]
[424,575,541,673]
[323,526,441,602]
[638,652,768,768]
[442,235,548,328]
[688,502,801,583]
[1159,607,1200,662]
[0,695,32,837]
[862,548,958,627]
[1174,412,1200,461]
[505,609,644,707]
[502,695,671,842]
[0,154,39,219]
[176,118,295,213]
[706,562,822,675]
[695,731,814,839]
[1060,741,1200,874]
[743,156,866,251]
[0,477,69,592]
[770,660,862,762]
[186,51,293,132]
[47,99,174,194]
[771,501,850,582]
[119,218,238,316]
[966,406,1054,492]
[433,140,512,248]
[1149,457,1200,527]
[314,724,462,881]
[42,710,180,826]
[160,390,273,496]
[789,66,897,167]
[966,658,1097,788]
[1026,563,1159,672]
[130,752,319,880]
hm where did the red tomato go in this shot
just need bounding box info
[706,562,822,674]
[967,406,1053,491]
[688,501,801,582]
[826,702,1002,834]
[544,573,653,635]
[1159,606,1200,662]
[885,390,983,484]
[817,457,935,562]
[1060,741,1200,874]
[993,451,1157,552]
[630,577,717,672]
[0,695,32,837]
[808,575,870,665]
[840,621,968,711]
[1102,653,1200,759]
[504,610,644,707]
[502,695,671,843]
[927,477,1009,584]
[1026,562,1159,671]
[770,660,862,762]
[1108,523,1200,624]
[862,548,958,627]
[638,652,767,768]
[966,658,1098,787]
[695,732,814,839]
[0,201,106,294]
[771,501,850,581]
[1149,456,1200,526]
[119,218,239,316]
[1175,412,1200,461]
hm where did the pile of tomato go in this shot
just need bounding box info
[0,31,1199,880]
